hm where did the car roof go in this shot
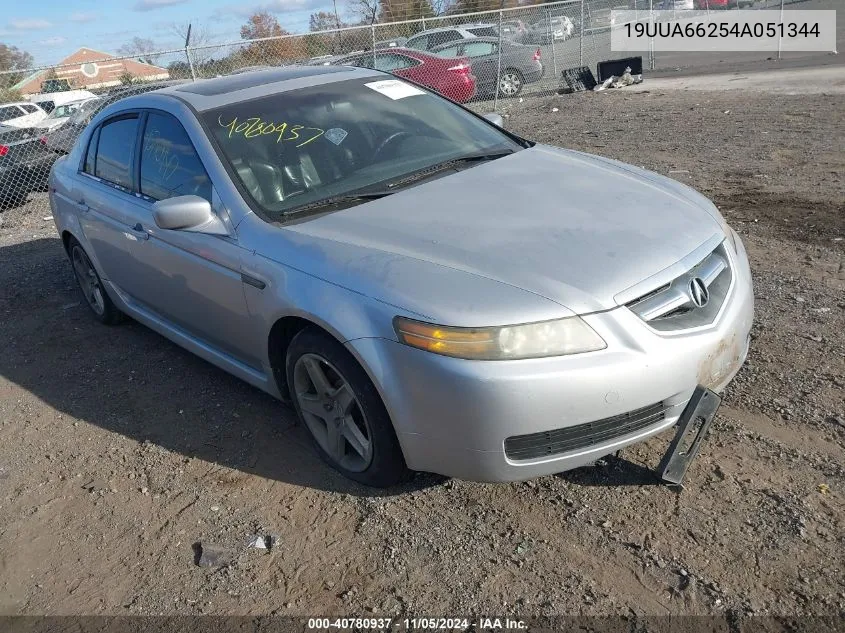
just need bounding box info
[115,65,382,112]
[430,36,518,50]
[408,25,471,36]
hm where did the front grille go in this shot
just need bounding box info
[504,402,666,461]
[625,242,733,331]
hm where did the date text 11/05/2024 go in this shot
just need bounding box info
[307,617,528,630]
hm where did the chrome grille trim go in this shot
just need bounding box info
[504,402,666,461]
[625,242,733,331]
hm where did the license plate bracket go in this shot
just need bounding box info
[658,386,721,485]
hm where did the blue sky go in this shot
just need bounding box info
[1,0,335,66]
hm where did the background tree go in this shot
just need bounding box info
[118,71,135,85]
[346,0,379,24]
[306,11,350,56]
[379,0,434,23]
[0,43,34,96]
[239,12,305,65]
[170,21,214,66]
[167,60,193,79]
[118,37,157,65]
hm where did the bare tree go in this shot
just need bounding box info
[118,37,157,65]
[346,0,379,24]
[170,21,214,65]
[0,43,34,94]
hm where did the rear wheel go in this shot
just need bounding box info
[498,69,524,97]
[67,237,123,325]
[286,328,408,487]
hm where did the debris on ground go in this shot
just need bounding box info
[594,67,643,91]
[247,534,277,551]
[195,543,235,567]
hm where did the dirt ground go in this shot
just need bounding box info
[0,88,842,619]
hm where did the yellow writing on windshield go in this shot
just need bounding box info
[218,116,325,148]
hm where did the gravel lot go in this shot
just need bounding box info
[0,88,842,618]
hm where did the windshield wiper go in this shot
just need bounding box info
[282,190,392,218]
[383,149,515,190]
[280,149,514,219]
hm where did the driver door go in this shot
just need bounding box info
[125,110,262,368]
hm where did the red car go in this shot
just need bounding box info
[335,48,477,104]
[694,0,729,7]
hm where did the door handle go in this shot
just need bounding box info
[129,222,150,240]
[77,201,89,212]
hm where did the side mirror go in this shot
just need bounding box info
[152,195,228,236]
[482,112,505,128]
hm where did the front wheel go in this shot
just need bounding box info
[498,69,524,97]
[286,328,408,487]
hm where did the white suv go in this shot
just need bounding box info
[0,102,48,129]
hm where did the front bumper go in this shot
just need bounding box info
[347,237,754,482]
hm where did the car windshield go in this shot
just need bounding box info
[47,102,87,119]
[203,77,522,220]
[67,99,101,126]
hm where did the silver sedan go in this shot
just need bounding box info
[49,66,753,487]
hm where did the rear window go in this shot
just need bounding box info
[0,106,22,122]
[94,116,139,189]
[467,27,498,37]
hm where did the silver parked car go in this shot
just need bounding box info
[429,37,543,98]
[49,66,753,487]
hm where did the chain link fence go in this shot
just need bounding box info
[0,0,834,222]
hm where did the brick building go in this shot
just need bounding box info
[15,48,169,95]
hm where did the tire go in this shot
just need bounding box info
[67,236,123,325]
[286,328,408,487]
[498,68,524,98]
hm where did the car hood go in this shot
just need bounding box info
[285,145,724,315]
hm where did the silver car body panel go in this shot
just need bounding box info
[49,68,754,482]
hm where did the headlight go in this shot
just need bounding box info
[393,316,606,360]
[714,208,739,254]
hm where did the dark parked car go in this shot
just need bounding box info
[333,48,477,103]
[430,37,542,98]
[0,126,58,208]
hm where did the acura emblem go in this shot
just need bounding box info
[689,277,709,308]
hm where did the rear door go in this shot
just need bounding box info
[461,41,497,92]
[77,113,150,294]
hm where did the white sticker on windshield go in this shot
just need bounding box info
[364,79,426,100]
[324,128,348,145]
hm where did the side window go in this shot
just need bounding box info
[374,53,416,72]
[83,127,100,175]
[406,34,428,50]
[428,30,461,48]
[21,104,41,114]
[0,106,19,122]
[468,27,498,38]
[345,55,374,69]
[140,112,211,202]
[94,115,138,190]
[433,44,461,58]
[463,42,495,57]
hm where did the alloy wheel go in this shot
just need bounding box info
[499,72,522,97]
[293,353,374,472]
[71,245,105,316]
